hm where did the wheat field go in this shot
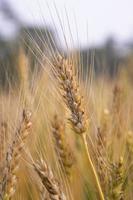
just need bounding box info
[0,8,133,200]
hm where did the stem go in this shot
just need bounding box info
[82,134,105,200]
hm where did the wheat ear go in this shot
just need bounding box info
[108,157,127,200]
[53,55,87,134]
[52,55,104,200]
[34,158,66,200]
[1,110,32,200]
[52,115,74,177]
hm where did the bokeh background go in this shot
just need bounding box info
[0,0,133,89]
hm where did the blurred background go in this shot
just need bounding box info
[0,0,133,89]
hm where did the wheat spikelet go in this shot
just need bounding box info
[52,115,74,177]
[34,158,66,200]
[0,109,32,200]
[39,187,50,200]
[52,55,88,134]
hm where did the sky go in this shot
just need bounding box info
[1,0,133,48]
